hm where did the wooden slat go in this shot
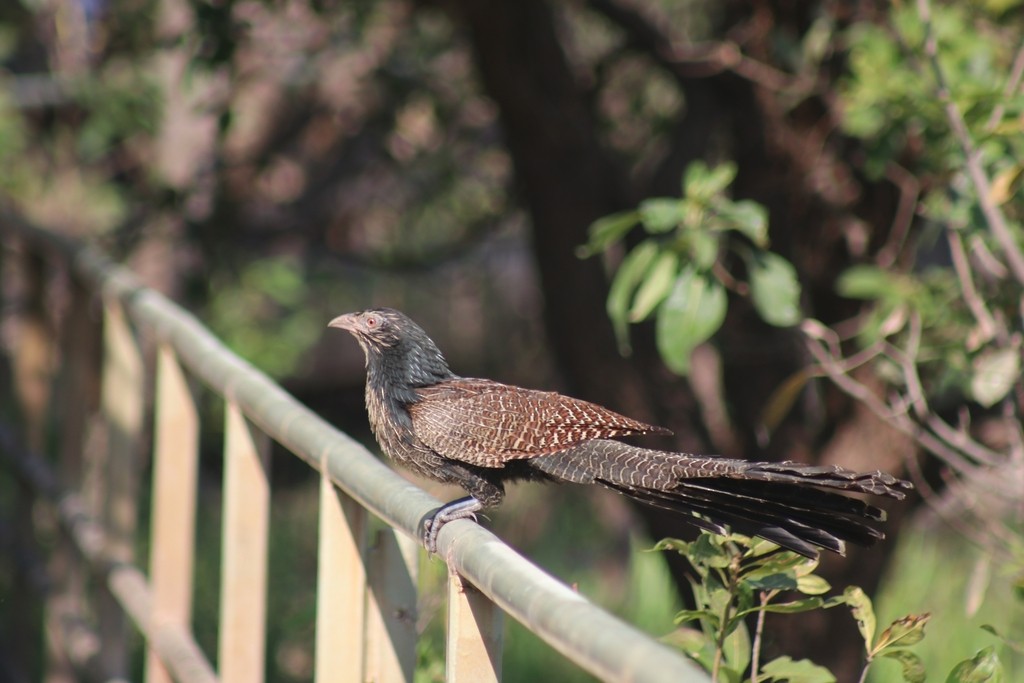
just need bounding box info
[146,345,200,683]
[95,298,145,678]
[314,468,368,683]
[446,572,503,683]
[365,529,418,683]
[218,400,270,683]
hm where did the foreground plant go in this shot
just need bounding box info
[658,532,1006,683]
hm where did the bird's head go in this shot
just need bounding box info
[328,308,453,386]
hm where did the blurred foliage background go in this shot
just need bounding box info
[1,0,1023,680]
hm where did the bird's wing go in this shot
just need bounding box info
[408,378,671,467]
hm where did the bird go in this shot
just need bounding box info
[328,307,912,558]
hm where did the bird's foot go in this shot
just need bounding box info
[423,496,482,553]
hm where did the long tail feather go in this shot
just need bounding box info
[530,440,912,558]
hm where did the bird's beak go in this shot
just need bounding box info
[328,313,359,332]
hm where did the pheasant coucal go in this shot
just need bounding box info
[329,307,911,558]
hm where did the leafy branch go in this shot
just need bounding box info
[913,0,1024,286]
[580,161,800,375]
[661,531,1009,683]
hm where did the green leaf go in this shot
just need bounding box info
[747,537,784,557]
[739,597,824,616]
[689,532,733,568]
[719,200,769,247]
[743,550,807,577]
[607,240,659,353]
[945,647,1004,683]
[836,265,898,300]
[687,230,721,270]
[882,649,927,683]
[673,608,716,627]
[639,198,684,233]
[980,624,1024,653]
[796,574,832,596]
[630,251,679,322]
[722,619,751,675]
[748,251,802,326]
[652,538,692,556]
[970,347,1020,408]
[822,595,850,609]
[581,210,640,256]
[844,586,877,652]
[663,627,717,674]
[686,161,737,200]
[760,656,837,683]
[745,571,799,592]
[655,267,727,375]
[706,587,732,617]
[873,614,931,654]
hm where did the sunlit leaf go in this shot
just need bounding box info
[873,614,931,653]
[760,655,837,683]
[689,530,733,568]
[739,597,825,617]
[607,240,659,353]
[686,161,737,199]
[747,537,783,557]
[655,267,727,375]
[837,265,904,300]
[581,210,639,256]
[796,574,832,596]
[662,627,717,673]
[688,230,721,270]
[719,201,769,247]
[674,608,716,626]
[748,251,802,326]
[882,649,927,683]
[970,347,1020,408]
[640,197,684,232]
[652,538,692,555]
[630,251,679,321]
[722,619,751,675]
[945,647,1004,683]
[844,586,877,651]
[990,165,1022,206]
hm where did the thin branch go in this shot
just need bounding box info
[904,453,1016,563]
[882,332,1007,468]
[876,163,920,268]
[750,592,770,683]
[924,414,1006,468]
[915,0,1024,285]
[985,41,1024,131]
[896,311,928,418]
[946,228,999,346]
[585,0,813,94]
[803,332,981,476]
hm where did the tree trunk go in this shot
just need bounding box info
[443,0,911,679]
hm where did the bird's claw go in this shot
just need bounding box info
[422,496,483,554]
[423,512,479,554]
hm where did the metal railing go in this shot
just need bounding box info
[0,215,709,682]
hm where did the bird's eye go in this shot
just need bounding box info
[365,315,379,328]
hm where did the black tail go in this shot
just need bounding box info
[530,440,912,558]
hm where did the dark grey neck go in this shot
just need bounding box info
[368,338,455,405]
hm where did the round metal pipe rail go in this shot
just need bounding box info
[3,215,711,683]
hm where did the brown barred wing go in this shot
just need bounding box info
[408,378,671,467]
